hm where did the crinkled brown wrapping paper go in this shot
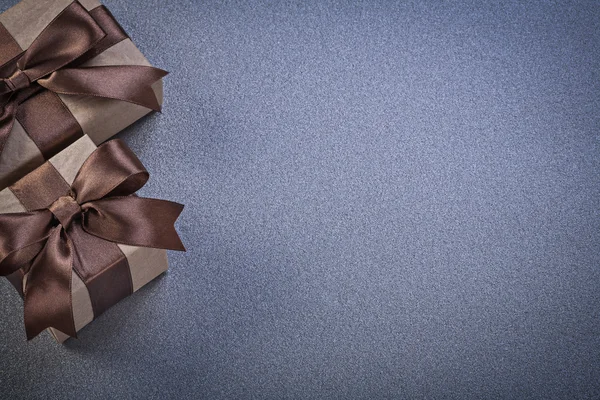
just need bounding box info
[0,136,169,343]
[0,0,163,191]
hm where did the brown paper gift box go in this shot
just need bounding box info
[0,135,169,342]
[0,0,163,191]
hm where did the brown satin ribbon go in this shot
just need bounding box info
[0,1,167,160]
[11,5,131,160]
[0,3,133,296]
[76,6,129,65]
[8,160,134,326]
[0,139,185,340]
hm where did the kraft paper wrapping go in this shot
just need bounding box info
[0,136,169,343]
[0,0,164,191]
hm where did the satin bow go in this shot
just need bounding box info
[0,140,185,340]
[0,1,167,157]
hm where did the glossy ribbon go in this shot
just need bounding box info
[0,139,185,340]
[0,1,167,158]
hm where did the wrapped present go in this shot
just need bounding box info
[0,0,166,190]
[0,136,185,342]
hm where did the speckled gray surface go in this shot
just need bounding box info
[1,0,599,398]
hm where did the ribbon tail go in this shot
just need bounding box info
[0,98,18,158]
[23,228,77,340]
[37,65,168,112]
[83,197,185,251]
[0,209,54,276]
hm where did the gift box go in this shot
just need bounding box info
[0,0,166,191]
[0,135,184,342]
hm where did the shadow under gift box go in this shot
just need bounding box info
[0,136,169,343]
[0,0,164,191]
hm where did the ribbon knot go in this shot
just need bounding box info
[0,139,184,340]
[0,1,167,159]
[49,194,81,229]
[3,69,31,92]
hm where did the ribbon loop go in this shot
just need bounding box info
[72,139,149,203]
[14,1,105,82]
[0,1,167,158]
[0,139,184,340]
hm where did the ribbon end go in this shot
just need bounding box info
[143,68,168,112]
[156,68,169,79]
[25,329,39,341]
[26,325,78,341]
[174,239,186,252]
[173,203,185,251]
[26,324,78,342]
[144,90,162,113]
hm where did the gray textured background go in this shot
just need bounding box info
[1,0,599,399]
